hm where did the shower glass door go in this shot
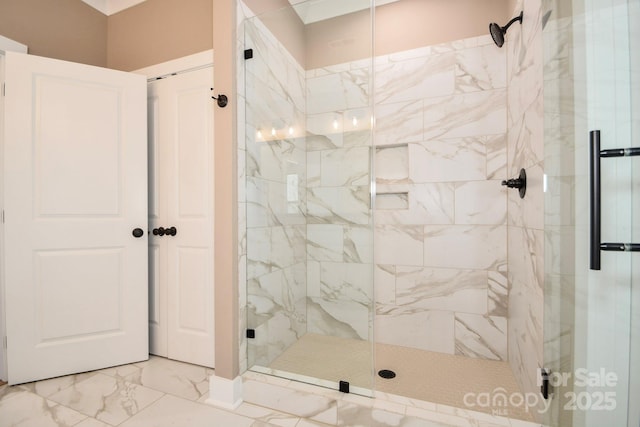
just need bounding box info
[242,0,375,395]
[543,0,639,425]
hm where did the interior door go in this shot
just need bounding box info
[2,52,148,385]
[147,67,215,368]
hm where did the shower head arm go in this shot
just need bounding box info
[501,11,523,32]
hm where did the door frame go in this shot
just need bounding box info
[0,35,28,382]
[134,50,213,80]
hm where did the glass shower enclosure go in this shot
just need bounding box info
[543,0,639,425]
[242,0,375,395]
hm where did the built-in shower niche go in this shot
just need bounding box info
[375,144,410,210]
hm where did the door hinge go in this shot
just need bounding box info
[246,329,255,339]
[244,49,253,60]
[2,83,5,97]
[540,368,550,399]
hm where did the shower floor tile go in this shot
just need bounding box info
[267,333,534,422]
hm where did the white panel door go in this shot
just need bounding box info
[2,52,148,385]
[147,67,215,368]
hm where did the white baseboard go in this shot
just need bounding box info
[205,374,243,410]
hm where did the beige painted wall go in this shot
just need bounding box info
[243,0,306,67]
[0,0,107,67]
[247,0,511,70]
[107,0,213,71]
[375,0,510,56]
[212,0,238,381]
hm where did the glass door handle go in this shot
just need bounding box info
[589,130,640,270]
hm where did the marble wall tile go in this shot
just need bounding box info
[455,314,508,361]
[395,266,488,314]
[375,306,454,354]
[307,224,345,262]
[454,180,507,225]
[375,183,455,226]
[375,264,396,306]
[423,89,507,140]
[374,100,424,146]
[344,225,374,263]
[455,44,507,93]
[307,186,371,225]
[320,147,370,187]
[423,225,507,271]
[375,225,424,266]
[306,112,344,150]
[246,177,306,227]
[246,138,306,182]
[488,271,509,317]
[409,138,487,183]
[486,133,509,180]
[319,261,373,305]
[308,298,370,340]
[375,52,456,105]
[307,69,370,115]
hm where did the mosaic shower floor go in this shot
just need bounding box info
[268,333,534,422]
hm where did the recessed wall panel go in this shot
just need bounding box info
[177,247,209,333]
[36,248,123,343]
[34,76,121,217]
[177,89,209,218]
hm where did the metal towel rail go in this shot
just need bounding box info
[589,129,640,270]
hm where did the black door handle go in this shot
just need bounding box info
[165,226,177,236]
[152,227,166,236]
[132,228,144,238]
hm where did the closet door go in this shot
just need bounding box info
[3,52,148,384]
[148,67,215,368]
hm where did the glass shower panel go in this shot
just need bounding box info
[243,0,375,395]
[543,0,639,425]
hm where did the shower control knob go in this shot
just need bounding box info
[501,168,527,199]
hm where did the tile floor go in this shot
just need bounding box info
[0,356,544,427]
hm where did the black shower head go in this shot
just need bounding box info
[489,11,523,48]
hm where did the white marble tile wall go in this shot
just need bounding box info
[505,0,546,421]
[356,35,508,360]
[304,60,375,342]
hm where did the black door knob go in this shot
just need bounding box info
[165,226,177,236]
[132,228,144,238]
[152,227,166,236]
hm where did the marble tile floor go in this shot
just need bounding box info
[0,355,544,427]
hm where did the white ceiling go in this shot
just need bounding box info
[81,0,147,16]
[288,0,399,24]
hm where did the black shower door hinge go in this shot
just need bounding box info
[244,49,254,60]
[540,368,550,399]
[246,329,255,339]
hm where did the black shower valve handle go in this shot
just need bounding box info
[501,178,524,189]
[501,168,527,199]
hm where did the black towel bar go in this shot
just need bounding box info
[589,130,640,271]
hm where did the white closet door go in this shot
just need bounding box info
[147,67,215,368]
[3,52,148,384]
